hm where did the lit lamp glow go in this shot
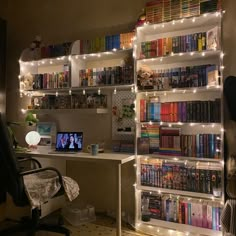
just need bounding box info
[25,131,41,148]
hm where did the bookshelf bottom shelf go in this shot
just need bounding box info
[136,219,222,236]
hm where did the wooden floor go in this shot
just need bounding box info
[0,214,150,236]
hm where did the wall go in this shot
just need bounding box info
[222,0,236,157]
[3,0,145,220]
[3,0,236,223]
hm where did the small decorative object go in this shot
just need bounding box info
[135,8,146,28]
[36,122,56,146]
[121,98,135,119]
[207,26,220,51]
[21,74,34,90]
[25,112,39,126]
[137,65,154,90]
[25,131,41,148]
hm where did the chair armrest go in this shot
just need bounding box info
[19,167,63,186]
[18,158,42,168]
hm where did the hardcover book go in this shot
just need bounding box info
[207,26,220,51]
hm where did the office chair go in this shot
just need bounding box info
[0,113,79,236]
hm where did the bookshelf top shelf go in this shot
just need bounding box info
[71,48,133,61]
[136,11,222,39]
[19,54,70,67]
[19,49,133,66]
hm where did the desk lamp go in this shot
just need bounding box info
[7,112,39,149]
[25,131,41,148]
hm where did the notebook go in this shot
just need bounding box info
[49,132,83,154]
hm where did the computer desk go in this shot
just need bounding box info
[16,146,135,236]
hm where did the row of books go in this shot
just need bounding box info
[30,70,70,90]
[141,192,222,231]
[140,27,219,59]
[79,65,134,87]
[29,94,107,110]
[138,124,221,158]
[112,140,134,153]
[30,42,72,60]
[139,99,221,123]
[140,160,222,193]
[180,134,221,158]
[137,64,219,90]
[77,32,135,54]
[159,126,181,155]
[145,0,221,24]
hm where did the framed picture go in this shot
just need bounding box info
[36,122,56,146]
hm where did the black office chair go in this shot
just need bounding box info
[0,113,78,236]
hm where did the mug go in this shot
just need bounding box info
[87,144,99,156]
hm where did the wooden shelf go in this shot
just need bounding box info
[28,108,109,114]
[137,185,223,202]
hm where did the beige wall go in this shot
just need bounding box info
[1,0,144,220]
[222,0,236,157]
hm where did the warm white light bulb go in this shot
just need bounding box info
[25,131,41,146]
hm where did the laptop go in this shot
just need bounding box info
[49,132,83,154]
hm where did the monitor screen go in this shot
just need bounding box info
[55,132,83,151]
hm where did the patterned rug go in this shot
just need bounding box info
[63,214,149,236]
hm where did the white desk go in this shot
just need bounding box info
[16,146,135,236]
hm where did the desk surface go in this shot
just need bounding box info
[16,146,135,164]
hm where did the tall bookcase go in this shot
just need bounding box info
[133,10,224,236]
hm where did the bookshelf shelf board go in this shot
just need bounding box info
[72,84,134,91]
[138,154,223,163]
[27,108,109,114]
[137,121,221,127]
[71,48,133,61]
[19,56,70,67]
[137,219,222,236]
[136,50,221,65]
[24,84,135,95]
[138,85,221,95]
[137,185,222,202]
[136,12,221,37]
[116,131,135,135]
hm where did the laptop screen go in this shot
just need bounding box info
[55,132,83,151]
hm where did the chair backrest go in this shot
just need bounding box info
[0,113,28,206]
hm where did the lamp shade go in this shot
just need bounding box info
[25,131,41,146]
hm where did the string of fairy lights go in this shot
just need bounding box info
[19,10,225,236]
